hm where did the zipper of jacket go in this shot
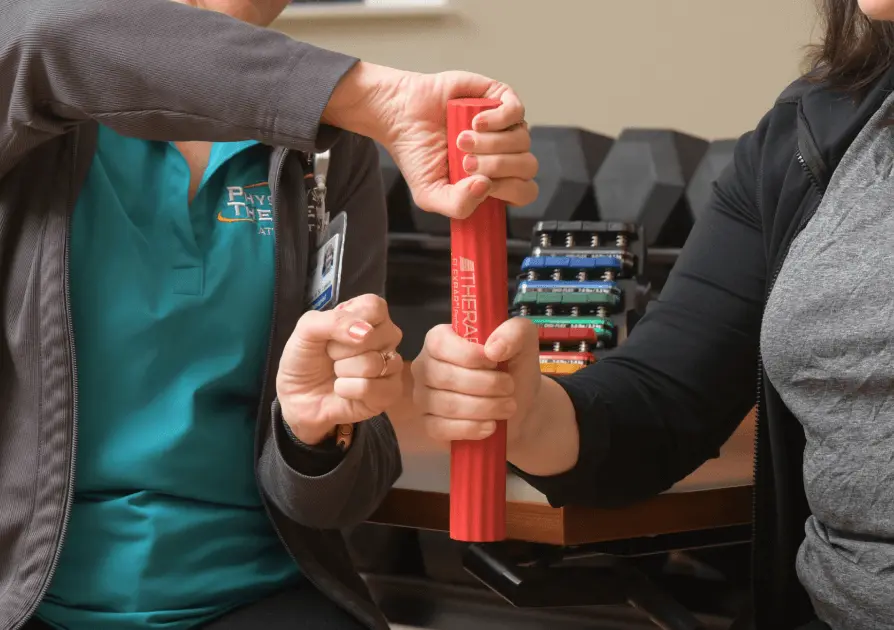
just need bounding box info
[749,148,823,621]
[254,150,379,630]
[254,147,294,574]
[12,132,82,630]
[757,151,824,401]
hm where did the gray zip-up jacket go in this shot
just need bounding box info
[0,1,401,628]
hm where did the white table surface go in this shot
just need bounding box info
[393,414,756,504]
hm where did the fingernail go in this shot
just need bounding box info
[457,131,475,151]
[474,117,489,132]
[487,339,507,362]
[348,322,372,340]
[463,155,478,173]
[478,421,497,438]
[469,178,491,198]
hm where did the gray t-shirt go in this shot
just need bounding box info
[762,91,894,628]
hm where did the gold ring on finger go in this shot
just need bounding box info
[378,350,397,378]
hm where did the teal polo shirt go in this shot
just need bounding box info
[37,126,301,630]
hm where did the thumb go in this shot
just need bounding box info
[439,70,500,100]
[290,309,374,352]
[414,175,493,220]
[483,317,540,367]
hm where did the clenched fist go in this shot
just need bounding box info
[324,64,539,220]
[411,318,542,446]
[276,294,404,445]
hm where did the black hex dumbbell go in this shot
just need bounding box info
[594,129,709,247]
[507,126,614,239]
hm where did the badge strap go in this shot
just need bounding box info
[300,151,352,453]
[308,151,330,245]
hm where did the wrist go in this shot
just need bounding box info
[508,375,580,477]
[322,61,405,143]
[281,409,337,447]
[509,376,550,453]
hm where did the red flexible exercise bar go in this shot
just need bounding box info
[447,98,508,542]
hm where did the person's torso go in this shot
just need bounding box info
[761,88,894,629]
[36,125,301,630]
[0,121,389,630]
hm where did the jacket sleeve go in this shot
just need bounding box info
[259,135,401,530]
[513,112,773,507]
[0,0,357,176]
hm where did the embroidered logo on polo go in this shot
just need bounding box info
[218,182,274,236]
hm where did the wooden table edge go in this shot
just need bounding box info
[368,485,753,546]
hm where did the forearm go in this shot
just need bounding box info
[322,62,405,144]
[507,376,580,477]
[388,364,582,474]
[2,0,357,165]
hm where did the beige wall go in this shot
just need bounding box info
[276,0,819,140]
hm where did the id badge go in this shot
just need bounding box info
[306,212,347,311]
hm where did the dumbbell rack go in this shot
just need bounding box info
[511,220,649,376]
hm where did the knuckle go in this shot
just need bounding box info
[354,378,374,397]
[490,372,514,396]
[390,323,404,346]
[519,315,539,339]
[500,373,517,396]
[294,309,324,336]
[348,294,369,308]
[423,327,438,350]
[363,356,383,378]
[525,181,539,204]
[298,308,323,325]
[410,356,425,380]
[352,293,381,315]
[488,154,505,170]
[525,152,539,172]
[425,324,451,356]
[343,359,365,379]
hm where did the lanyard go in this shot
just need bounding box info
[306,150,330,245]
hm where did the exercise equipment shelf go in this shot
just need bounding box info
[370,409,755,546]
[388,231,682,264]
